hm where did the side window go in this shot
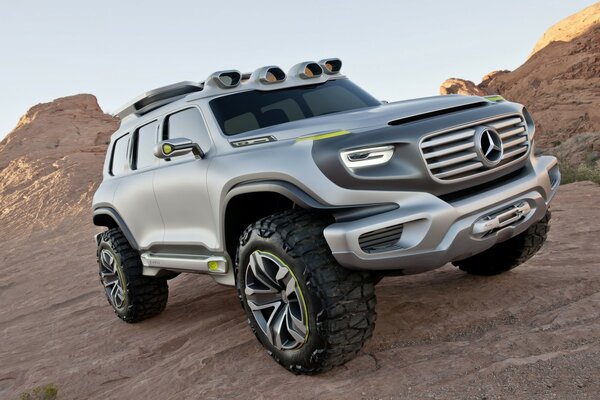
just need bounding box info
[110,133,130,176]
[164,108,211,153]
[134,121,158,170]
[223,112,259,136]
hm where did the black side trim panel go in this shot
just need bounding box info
[312,101,528,196]
[226,180,398,217]
[92,207,140,250]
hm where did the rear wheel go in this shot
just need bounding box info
[453,211,551,276]
[97,228,168,322]
[236,210,377,374]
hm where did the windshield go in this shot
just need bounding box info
[209,79,380,136]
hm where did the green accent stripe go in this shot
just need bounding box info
[259,250,310,346]
[484,95,505,102]
[296,129,350,142]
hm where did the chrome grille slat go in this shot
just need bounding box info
[499,126,526,139]
[434,161,484,179]
[488,117,522,130]
[420,115,530,182]
[424,142,475,159]
[503,136,527,149]
[503,145,528,159]
[421,129,475,149]
[428,152,478,170]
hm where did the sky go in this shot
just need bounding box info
[0,0,597,141]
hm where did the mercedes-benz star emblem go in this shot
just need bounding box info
[474,127,504,168]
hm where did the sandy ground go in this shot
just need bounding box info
[1,181,599,400]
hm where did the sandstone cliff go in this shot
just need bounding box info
[0,95,119,239]
[440,4,600,164]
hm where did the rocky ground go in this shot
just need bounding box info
[1,182,599,399]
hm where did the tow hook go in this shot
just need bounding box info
[473,202,532,235]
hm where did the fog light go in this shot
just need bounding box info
[208,261,219,271]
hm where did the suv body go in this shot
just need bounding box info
[92,59,560,373]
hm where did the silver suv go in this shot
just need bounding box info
[92,58,560,374]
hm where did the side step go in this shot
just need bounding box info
[140,253,228,276]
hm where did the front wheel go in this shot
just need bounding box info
[236,210,377,374]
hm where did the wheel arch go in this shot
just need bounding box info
[93,207,140,250]
[222,181,332,259]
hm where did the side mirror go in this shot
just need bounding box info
[154,137,204,159]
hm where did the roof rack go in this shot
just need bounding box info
[114,81,203,120]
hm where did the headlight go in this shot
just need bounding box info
[340,145,395,169]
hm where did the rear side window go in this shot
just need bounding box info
[133,121,158,170]
[110,133,130,176]
[164,108,211,152]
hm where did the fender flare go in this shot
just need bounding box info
[224,180,399,219]
[223,180,335,211]
[92,207,140,250]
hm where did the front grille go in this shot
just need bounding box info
[420,115,530,182]
[359,224,404,253]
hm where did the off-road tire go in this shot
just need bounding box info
[236,210,377,374]
[97,228,168,322]
[453,211,551,276]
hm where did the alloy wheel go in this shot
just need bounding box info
[99,249,126,310]
[244,251,308,350]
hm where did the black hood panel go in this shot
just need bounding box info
[312,100,529,197]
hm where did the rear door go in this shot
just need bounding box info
[112,121,165,249]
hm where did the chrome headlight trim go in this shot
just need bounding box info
[340,145,395,169]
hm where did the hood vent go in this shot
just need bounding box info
[388,101,488,126]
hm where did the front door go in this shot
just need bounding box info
[153,106,217,250]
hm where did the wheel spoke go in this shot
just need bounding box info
[285,305,307,341]
[114,286,125,307]
[102,275,119,287]
[109,281,119,299]
[249,253,280,291]
[268,302,287,349]
[285,276,296,298]
[100,251,115,272]
[244,284,278,296]
[246,298,281,312]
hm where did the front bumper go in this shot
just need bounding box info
[323,155,560,274]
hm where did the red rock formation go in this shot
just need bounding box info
[0,94,119,238]
[439,78,488,96]
[440,6,600,155]
[529,2,600,58]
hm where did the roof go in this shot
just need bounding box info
[113,59,344,122]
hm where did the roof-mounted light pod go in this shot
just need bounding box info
[256,66,286,84]
[319,58,342,75]
[290,61,323,79]
[210,70,242,89]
